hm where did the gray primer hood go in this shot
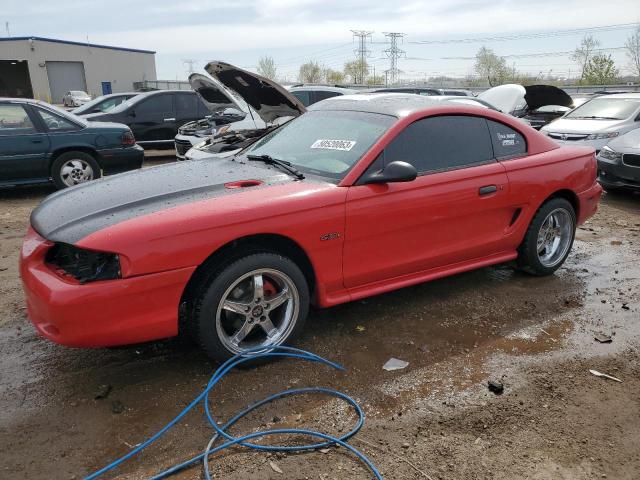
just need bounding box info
[31,159,292,244]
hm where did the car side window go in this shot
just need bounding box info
[0,104,37,135]
[175,93,198,114]
[291,91,311,107]
[36,108,79,132]
[135,94,173,115]
[486,120,527,159]
[313,91,341,103]
[384,115,494,173]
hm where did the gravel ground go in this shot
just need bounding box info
[0,158,638,479]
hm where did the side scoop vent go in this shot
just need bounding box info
[224,180,263,189]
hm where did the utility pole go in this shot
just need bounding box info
[182,59,198,76]
[383,32,406,85]
[351,30,373,84]
[5,22,10,37]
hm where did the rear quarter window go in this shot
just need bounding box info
[487,120,527,159]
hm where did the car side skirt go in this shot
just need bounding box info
[321,250,517,307]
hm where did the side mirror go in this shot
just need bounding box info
[363,161,417,184]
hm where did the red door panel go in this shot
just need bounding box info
[343,162,513,288]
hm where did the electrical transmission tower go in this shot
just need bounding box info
[182,59,198,75]
[383,32,406,85]
[351,30,373,84]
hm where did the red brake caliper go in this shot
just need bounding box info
[263,279,277,299]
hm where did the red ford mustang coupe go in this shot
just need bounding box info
[20,88,602,360]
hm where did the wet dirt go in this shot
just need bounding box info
[0,167,639,479]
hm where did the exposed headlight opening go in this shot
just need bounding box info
[599,145,622,161]
[46,243,121,284]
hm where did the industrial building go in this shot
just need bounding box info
[0,36,157,103]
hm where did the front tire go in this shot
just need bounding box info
[517,198,576,276]
[192,253,310,361]
[51,151,101,189]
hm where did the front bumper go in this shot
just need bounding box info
[597,155,640,191]
[20,228,196,348]
[97,144,144,175]
[174,134,201,160]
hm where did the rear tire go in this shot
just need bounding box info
[192,253,309,362]
[51,151,101,189]
[517,198,576,276]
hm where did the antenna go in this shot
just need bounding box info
[351,30,373,84]
[383,32,406,85]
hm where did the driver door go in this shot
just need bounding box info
[343,115,513,288]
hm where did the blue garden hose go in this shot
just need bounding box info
[84,346,383,480]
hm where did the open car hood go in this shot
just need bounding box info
[524,85,573,111]
[479,84,572,115]
[189,73,246,114]
[204,61,306,123]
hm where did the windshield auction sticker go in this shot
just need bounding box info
[311,139,356,151]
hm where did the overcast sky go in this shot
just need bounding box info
[2,0,639,81]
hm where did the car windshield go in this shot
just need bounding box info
[566,98,640,120]
[243,110,395,179]
[73,96,126,114]
[71,91,87,96]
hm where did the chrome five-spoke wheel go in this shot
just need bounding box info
[536,208,573,268]
[215,268,300,354]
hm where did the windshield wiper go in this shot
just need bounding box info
[247,154,305,180]
[571,115,620,120]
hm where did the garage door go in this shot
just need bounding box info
[46,61,87,103]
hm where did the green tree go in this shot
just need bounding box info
[344,60,369,84]
[257,56,277,80]
[298,61,323,83]
[365,74,384,86]
[583,54,619,85]
[625,24,640,79]
[324,68,345,84]
[474,47,508,86]
[571,35,600,81]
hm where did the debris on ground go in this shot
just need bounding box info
[594,333,613,343]
[383,358,409,371]
[269,460,283,474]
[94,384,112,400]
[356,325,366,332]
[111,400,125,414]
[488,380,505,395]
[589,369,622,383]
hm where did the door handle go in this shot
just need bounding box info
[479,185,498,196]
[163,118,176,122]
[31,139,44,144]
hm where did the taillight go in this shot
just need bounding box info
[121,130,136,146]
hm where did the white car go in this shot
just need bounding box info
[541,93,640,152]
[176,62,305,160]
[62,90,91,107]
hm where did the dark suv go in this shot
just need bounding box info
[0,98,143,189]
[80,90,209,148]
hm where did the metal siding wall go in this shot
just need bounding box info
[45,61,87,102]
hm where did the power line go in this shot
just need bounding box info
[383,32,406,85]
[351,30,373,83]
[409,22,638,45]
